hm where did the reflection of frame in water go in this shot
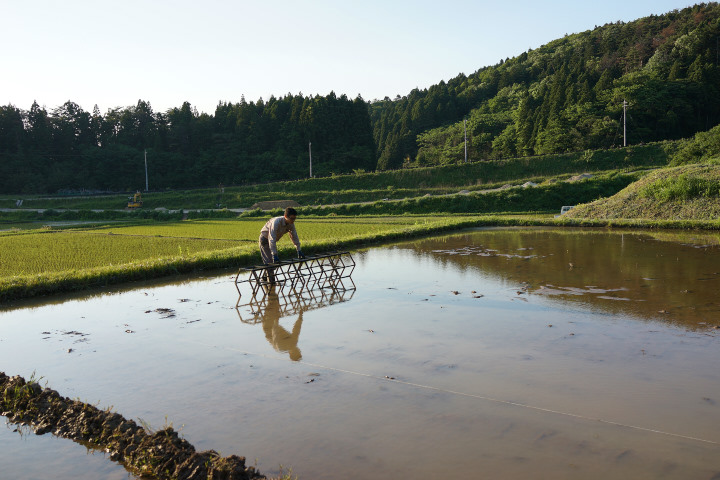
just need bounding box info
[235,280,356,325]
[234,251,355,299]
[235,275,356,362]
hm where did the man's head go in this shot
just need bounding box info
[284,207,297,224]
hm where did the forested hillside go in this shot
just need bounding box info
[1,3,719,194]
[0,94,374,193]
[371,2,720,168]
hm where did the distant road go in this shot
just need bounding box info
[0,208,249,214]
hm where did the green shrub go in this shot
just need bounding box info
[640,174,720,202]
[670,124,720,165]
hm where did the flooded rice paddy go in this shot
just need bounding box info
[1,227,720,479]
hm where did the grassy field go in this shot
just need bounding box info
[0,141,672,211]
[565,162,720,221]
[0,170,646,224]
[78,216,435,240]
[4,210,720,303]
[0,216,449,276]
[3,131,718,302]
[0,216,485,301]
[292,172,640,216]
[0,230,241,276]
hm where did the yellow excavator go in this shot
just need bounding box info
[127,191,143,209]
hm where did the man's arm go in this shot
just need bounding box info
[289,224,301,250]
[268,217,283,257]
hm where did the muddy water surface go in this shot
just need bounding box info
[2,227,720,479]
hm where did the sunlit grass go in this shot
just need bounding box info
[0,230,243,277]
[566,164,720,221]
[0,216,479,301]
[1,216,444,277]
[78,217,430,241]
[5,212,718,303]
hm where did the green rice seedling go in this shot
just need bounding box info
[79,217,440,244]
[0,230,242,277]
[0,216,479,301]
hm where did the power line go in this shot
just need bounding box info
[623,99,627,147]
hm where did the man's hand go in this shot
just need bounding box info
[297,249,305,259]
[272,254,280,263]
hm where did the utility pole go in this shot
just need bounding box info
[308,142,313,178]
[623,99,627,147]
[464,119,468,163]
[144,149,149,191]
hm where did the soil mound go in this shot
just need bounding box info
[250,200,300,211]
[567,173,593,182]
[0,372,265,480]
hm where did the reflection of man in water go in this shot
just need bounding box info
[262,286,303,361]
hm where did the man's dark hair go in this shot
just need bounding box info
[285,207,298,217]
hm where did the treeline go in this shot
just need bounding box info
[370,2,720,168]
[2,3,720,194]
[0,93,374,193]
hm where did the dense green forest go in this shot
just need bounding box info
[371,2,720,169]
[0,94,375,193]
[1,3,719,194]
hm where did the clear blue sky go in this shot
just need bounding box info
[1,0,698,115]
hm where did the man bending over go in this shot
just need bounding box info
[258,207,305,282]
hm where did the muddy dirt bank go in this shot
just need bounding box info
[0,372,265,480]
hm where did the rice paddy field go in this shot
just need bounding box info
[3,227,720,479]
[0,216,478,301]
[78,216,442,242]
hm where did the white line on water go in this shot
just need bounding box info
[184,339,720,447]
